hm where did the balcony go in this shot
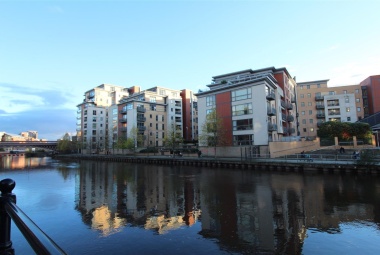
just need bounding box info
[317,122,324,127]
[137,116,146,122]
[120,127,127,132]
[315,95,324,101]
[120,109,127,114]
[289,128,295,134]
[281,114,286,121]
[268,123,277,132]
[287,115,294,122]
[316,113,325,118]
[316,104,325,109]
[267,108,276,116]
[280,100,286,108]
[175,110,182,115]
[286,102,293,110]
[291,96,296,103]
[266,92,275,101]
[119,118,127,123]
[137,106,146,113]
[138,126,146,131]
[282,127,288,134]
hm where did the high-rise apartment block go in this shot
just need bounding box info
[196,67,297,147]
[77,84,198,151]
[296,80,364,139]
[360,75,380,117]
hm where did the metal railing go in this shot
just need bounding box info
[0,178,67,255]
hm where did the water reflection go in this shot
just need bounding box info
[0,155,49,169]
[75,162,202,238]
[1,158,380,254]
[72,161,380,254]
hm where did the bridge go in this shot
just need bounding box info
[0,141,58,151]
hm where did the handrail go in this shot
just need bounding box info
[0,179,67,255]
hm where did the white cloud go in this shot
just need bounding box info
[328,57,380,86]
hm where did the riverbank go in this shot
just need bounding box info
[54,153,380,175]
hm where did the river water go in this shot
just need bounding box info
[1,156,380,255]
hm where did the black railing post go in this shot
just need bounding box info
[0,178,16,255]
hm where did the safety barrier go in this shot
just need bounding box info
[0,178,67,255]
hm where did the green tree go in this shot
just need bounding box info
[199,108,227,157]
[164,123,184,153]
[317,121,372,142]
[128,126,144,151]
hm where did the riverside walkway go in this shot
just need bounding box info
[54,152,380,175]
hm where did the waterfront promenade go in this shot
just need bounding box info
[55,151,380,174]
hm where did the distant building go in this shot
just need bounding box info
[296,80,364,139]
[20,130,38,141]
[1,132,26,141]
[76,84,198,151]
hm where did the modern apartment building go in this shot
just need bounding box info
[360,75,380,117]
[117,86,198,147]
[77,83,198,152]
[296,80,364,139]
[76,84,131,151]
[196,67,297,147]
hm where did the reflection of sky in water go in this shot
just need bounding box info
[303,221,380,254]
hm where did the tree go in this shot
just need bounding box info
[317,121,372,142]
[164,123,184,154]
[199,108,227,157]
[128,126,144,151]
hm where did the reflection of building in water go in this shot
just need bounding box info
[76,163,201,236]
[200,172,306,254]
[0,155,48,169]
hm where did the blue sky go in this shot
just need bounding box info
[1,0,379,140]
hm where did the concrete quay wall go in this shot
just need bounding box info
[54,154,380,175]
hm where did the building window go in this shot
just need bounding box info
[328,109,340,115]
[309,110,312,115]
[206,95,216,106]
[308,102,312,106]
[309,119,313,124]
[150,97,156,103]
[346,107,350,112]
[301,102,305,107]
[232,119,253,131]
[357,107,361,112]
[356,98,360,103]
[307,85,310,89]
[232,103,253,116]
[300,94,304,98]
[233,134,253,146]
[92,130,96,135]
[300,85,303,89]
[93,110,96,115]
[231,88,252,101]
[345,97,349,103]
[302,119,306,124]
[93,117,96,122]
[355,89,359,93]
[92,123,96,128]
[329,91,335,95]
[347,117,351,121]
[343,90,347,94]
[301,111,305,115]
[303,128,306,132]
[317,84,321,88]
[150,104,156,111]
[307,93,311,98]
[156,115,158,121]
[84,110,87,115]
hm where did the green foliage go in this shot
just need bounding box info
[356,150,376,166]
[317,121,372,141]
[57,139,78,153]
[164,123,184,150]
[199,108,226,147]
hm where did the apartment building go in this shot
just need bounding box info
[360,75,380,117]
[196,67,297,147]
[296,80,364,139]
[117,86,198,147]
[76,84,131,151]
